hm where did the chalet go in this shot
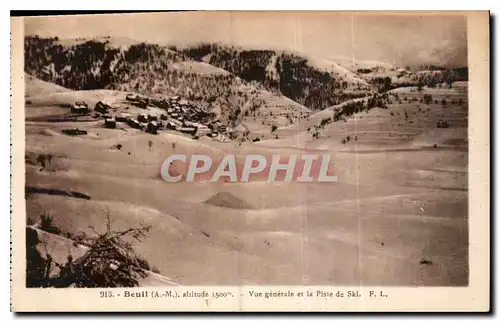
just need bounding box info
[396,68,409,77]
[95,101,110,114]
[166,121,178,130]
[104,118,117,129]
[209,121,226,133]
[116,113,131,122]
[136,121,145,130]
[126,94,136,101]
[146,121,159,134]
[196,125,210,136]
[71,104,89,114]
[132,95,146,102]
[158,101,169,109]
[132,99,148,109]
[127,119,143,130]
[169,119,183,128]
[75,101,87,107]
[150,98,163,107]
[184,121,208,134]
[179,127,197,135]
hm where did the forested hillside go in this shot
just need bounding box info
[181,43,373,110]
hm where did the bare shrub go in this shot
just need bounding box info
[27,212,153,288]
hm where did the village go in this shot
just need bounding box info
[67,94,230,141]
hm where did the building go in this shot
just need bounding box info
[126,93,137,101]
[104,118,117,129]
[95,101,110,114]
[127,119,144,130]
[183,120,195,127]
[71,103,89,114]
[179,127,197,135]
[132,99,148,109]
[166,121,177,130]
[169,119,183,128]
[146,121,159,134]
[196,125,211,136]
[75,101,88,107]
[116,113,131,122]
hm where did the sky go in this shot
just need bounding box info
[24,11,468,68]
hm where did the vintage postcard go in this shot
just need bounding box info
[10,11,490,312]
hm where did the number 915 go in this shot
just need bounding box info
[100,291,113,298]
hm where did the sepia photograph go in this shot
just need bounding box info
[10,10,490,312]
